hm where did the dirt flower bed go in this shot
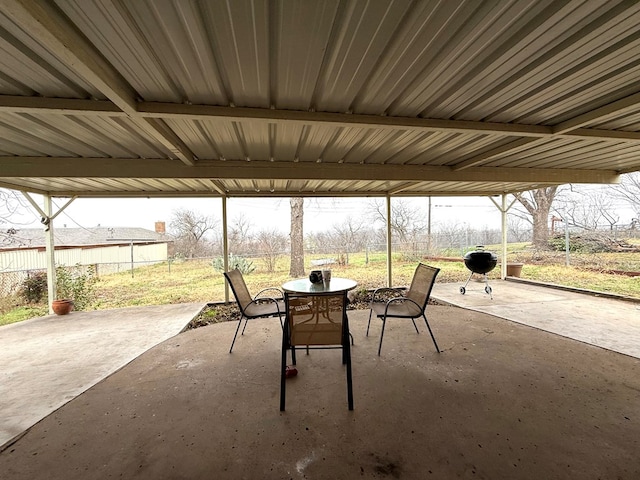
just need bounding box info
[188,289,440,329]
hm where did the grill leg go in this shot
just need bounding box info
[483,274,493,299]
[463,271,474,289]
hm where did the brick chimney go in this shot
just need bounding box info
[155,221,166,234]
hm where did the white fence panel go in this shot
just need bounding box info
[0,243,168,273]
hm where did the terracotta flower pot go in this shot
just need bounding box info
[52,299,74,315]
[506,263,524,277]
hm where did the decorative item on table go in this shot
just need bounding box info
[322,269,331,286]
[309,270,323,284]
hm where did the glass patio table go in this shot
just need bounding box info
[281,277,358,294]
[281,277,357,355]
[281,277,358,342]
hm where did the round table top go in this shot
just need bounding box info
[281,277,358,294]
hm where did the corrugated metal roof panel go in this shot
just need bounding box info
[1,0,639,198]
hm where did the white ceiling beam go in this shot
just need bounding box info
[139,101,552,138]
[138,102,640,143]
[4,95,640,143]
[0,0,137,113]
[553,91,640,134]
[0,187,555,199]
[0,95,125,116]
[0,0,197,166]
[0,157,620,185]
[0,179,49,194]
[451,138,541,171]
[387,181,423,195]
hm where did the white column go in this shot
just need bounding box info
[386,196,392,287]
[501,194,508,279]
[222,196,229,303]
[44,195,56,314]
[489,194,516,279]
[427,196,432,255]
[20,192,77,313]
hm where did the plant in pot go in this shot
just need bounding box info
[52,265,97,315]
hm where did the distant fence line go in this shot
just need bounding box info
[2,226,639,298]
[0,260,168,298]
[0,240,434,297]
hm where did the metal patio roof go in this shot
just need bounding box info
[1,0,640,199]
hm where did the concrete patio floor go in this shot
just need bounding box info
[1,281,639,479]
[432,278,640,358]
[0,303,203,448]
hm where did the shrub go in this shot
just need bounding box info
[55,264,98,311]
[548,234,617,254]
[19,270,48,303]
[211,254,256,274]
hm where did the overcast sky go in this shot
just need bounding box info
[8,194,504,234]
[6,185,636,235]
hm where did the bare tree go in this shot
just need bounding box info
[256,229,288,272]
[229,213,254,255]
[289,197,305,276]
[169,208,219,258]
[513,187,559,248]
[612,172,640,223]
[369,199,426,243]
[0,189,32,248]
[507,216,531,243]
[556,187,620,231]
[432,221,466,253]
[331,216,369,264]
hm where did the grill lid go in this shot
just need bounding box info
[463,246,498,274]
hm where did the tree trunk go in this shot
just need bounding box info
[289,197,305,276]
[531,209,550,247]
[516,187,558,248]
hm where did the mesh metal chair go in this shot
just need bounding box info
[224,269,285,353]
[366,263,441,356]
[280,291,353,411]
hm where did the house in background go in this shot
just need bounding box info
[0,223,173,278]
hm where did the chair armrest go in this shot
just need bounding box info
[254,287,284,300]
[245,296,283,315]
[370,287,405,304]
[370,287,405,310]
[382,296,422,316]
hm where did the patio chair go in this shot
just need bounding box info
[224,269,285,353]
[280,291,353,411]
[366,263,441,356]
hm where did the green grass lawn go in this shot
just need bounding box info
[2,247,639,324]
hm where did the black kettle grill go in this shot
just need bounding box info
[460,246,498,299]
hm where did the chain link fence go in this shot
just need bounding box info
[3,226,639,303]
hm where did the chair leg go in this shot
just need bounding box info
[422,314,440,353]
[346,341,354,410]
[366,309,373,336]
[377,317,387,356]
[342,323,347,365]
[344,314,354,410]
[241,317,250,335]
[229,315,245,353]
[280,327,288,411]
[411,318,419,333]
